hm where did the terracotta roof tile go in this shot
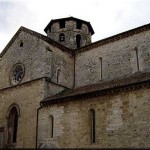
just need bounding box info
[41,72,150,104]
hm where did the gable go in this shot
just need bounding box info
[0,30,48,89]
[0,27,74,90]
[0,26,72,59]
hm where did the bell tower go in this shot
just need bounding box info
[44,17,94,49]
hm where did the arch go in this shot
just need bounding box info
[89,109,96,144]
[76,34,81,48]
[59,33,65,42]
[6,103,20,118]
[7,104,20,144]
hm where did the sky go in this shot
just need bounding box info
[0,0,150,52]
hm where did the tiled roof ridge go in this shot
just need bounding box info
[41,72,150,105]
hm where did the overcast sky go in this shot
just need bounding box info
[0,0,150,52]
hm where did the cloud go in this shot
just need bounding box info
[0,0,150,52]
[0,1,15,33]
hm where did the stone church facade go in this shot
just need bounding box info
[0,17,150,148]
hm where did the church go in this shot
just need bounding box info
[0,16,150,148]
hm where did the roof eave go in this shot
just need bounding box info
[44,17,95,35]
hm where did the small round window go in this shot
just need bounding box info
[10,63,25,85]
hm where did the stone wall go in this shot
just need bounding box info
[75,29,150,87]
[0,30,74,90]
[44,42,74,89]
[0,31,46,89]
[47,20,91,49]
[38,86,150,148]
[0,79,45,148]
[0,28,74,148]
[44,81,67,98]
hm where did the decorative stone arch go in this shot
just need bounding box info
[6,103,20,119]
[6,103,20,144]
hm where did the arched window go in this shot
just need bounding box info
[89,109,96,144]
[59,33,65,42]
[49,115,54,138]
[76,34,81,48]
[7,106,19,144]
[56,69,61,83]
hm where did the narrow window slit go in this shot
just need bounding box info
[56,69,61,83]
[89,109,96,144]
[99,57,102,80]
[135,47,140,71]
[49,115,54,138]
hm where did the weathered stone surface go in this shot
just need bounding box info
[0,30,74,90]
[75,29,150,87]
[0,79,45,148]
[1,17,150,149]
[47,20,92,49]
[38,87,150,148]
[0,27,73,148]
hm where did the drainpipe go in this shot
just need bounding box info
[73,52,76,88]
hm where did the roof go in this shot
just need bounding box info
[44,16,95,35]
[75,23,150,53]
[1,22,150,58]
[0,26,73,58]
[41,72,150,105]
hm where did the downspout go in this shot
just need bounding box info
[73,52,76,88]
[35,103,43,149]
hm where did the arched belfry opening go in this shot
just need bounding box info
[44,17,94,49]
[59,33,65,42]
[7,104,20,144]
[76,34,81,48]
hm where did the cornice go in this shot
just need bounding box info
[0,77,71,92]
